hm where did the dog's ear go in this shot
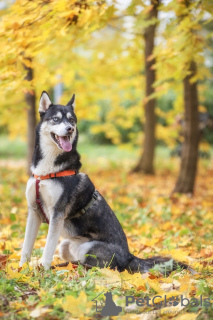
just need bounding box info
[39,91,52,113]
[66,94,75,109]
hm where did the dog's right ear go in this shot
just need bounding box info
[66,94,75,109]
[39,91,52,113]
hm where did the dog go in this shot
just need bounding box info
[20,91,186,274]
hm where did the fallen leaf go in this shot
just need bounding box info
[62,291,93,316]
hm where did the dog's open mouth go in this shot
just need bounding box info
[51,133,72,152]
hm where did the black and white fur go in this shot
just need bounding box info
[20,91,186,273]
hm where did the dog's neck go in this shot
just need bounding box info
[31,123,81,176]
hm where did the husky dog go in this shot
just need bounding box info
[20,91,184,273]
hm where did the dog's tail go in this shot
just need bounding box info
[126,255,188,275]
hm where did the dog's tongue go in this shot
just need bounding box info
[59,136,72,152]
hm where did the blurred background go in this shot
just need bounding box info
[0,0,212,193]
[0,3,213,319]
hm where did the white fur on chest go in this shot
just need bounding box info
[31,140,63,177]
[26,177,63,220]
[31,153,64,176]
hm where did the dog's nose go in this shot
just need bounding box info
[66,126,74,133]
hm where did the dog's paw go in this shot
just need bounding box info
[40,258,52,270]
[19,260,25,267]
[20,253,31,267]
[20,257,30,267]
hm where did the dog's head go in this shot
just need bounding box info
[38,91,77,152]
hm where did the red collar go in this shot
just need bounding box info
[33,169,77,224]
[33,169,77,180]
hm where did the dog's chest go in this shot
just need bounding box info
[26,177,63,215]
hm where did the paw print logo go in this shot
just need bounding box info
[169,296,179,306]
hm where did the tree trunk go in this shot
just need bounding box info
[24,59,36,175]
[132,0,159,174]
[173,61,199,194]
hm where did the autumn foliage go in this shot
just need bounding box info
[0,0,213,319]
[0,155,213,319]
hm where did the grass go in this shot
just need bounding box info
[0,162,213,319]
[0,136,26,159]
[0,133,174,165]
[0,133,211,175]
[0,134,213,319]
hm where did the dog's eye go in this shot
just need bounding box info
[70,119,75,124]
[53,117,59,122]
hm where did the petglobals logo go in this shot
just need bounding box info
[126,295,211,308]
[92,290,212,317]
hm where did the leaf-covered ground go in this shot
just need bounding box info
[0,155,213,319]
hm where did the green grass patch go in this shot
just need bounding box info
[0,133,177,166]
[0,136,27,159]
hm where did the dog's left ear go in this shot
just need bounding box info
[39,91,52,113]
[66,94,75,109]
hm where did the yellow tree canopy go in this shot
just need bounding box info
[0,0,112,91]
[151,0,212,146]
[0,0,114,137]
[0,0,212,148]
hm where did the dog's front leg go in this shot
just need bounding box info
[20,207,41,266]
[41,214,64,270]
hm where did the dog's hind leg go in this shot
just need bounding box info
[59,237,92,262]
[41,214,64,269]
[59,239,74,261]
[20,207,41,266]
[60,240,129,271]
[82,242,129,270]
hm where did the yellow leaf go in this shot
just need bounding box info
[12,22,20,30]
[59,264,74,272]
[8,251,21,260]
[147,278,164,294]
[98,268,121,284]
[62,291,93,316]
[121,270,146,288]
[6,262,30,282]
